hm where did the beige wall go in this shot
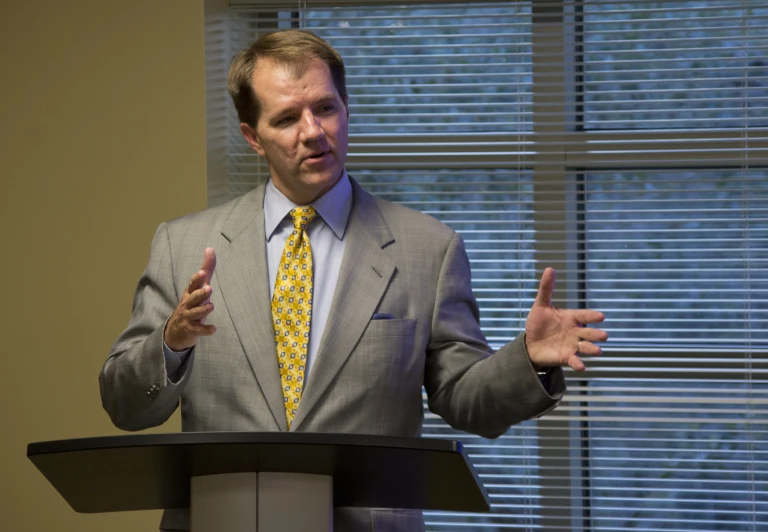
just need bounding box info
[0,1,207,530]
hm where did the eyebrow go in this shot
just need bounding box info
[268,94,340,125]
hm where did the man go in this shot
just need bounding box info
[100,29,607,532]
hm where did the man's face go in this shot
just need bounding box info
[240,57,349,205]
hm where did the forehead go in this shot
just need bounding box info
[251,57,338,114]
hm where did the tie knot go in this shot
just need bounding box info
[289,206,317,231]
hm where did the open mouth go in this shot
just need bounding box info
[304,151,328,162]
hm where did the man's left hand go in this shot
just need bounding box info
[525,267,608,372]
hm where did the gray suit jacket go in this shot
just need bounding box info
[100,178,565,531]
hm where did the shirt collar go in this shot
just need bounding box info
[264,170,353,241]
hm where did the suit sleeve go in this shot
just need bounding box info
[424,232,566,439]
[99,222,195,431]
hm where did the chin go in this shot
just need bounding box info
[306,169,342,188]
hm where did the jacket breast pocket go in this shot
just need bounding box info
[352,318,421,389]
[362,317,416,338]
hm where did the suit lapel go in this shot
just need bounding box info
[216,183,288,431]
[291,181,396,430]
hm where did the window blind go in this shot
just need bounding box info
[208,1,768,529]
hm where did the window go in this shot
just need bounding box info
[207,1,768,529]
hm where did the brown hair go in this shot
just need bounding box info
[228,29,347,127]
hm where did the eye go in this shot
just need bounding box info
[274,115,295,127]
[319,103,336,114]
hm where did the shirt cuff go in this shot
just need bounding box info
[537,366,554,390]
[163,342,193,382]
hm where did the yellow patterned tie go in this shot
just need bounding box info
[272,206,317,428]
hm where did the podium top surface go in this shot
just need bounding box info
[28,431,460,455]
[28,432,490,514]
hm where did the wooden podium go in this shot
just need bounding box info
[28,432,490,531]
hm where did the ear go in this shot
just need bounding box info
[240,123,265,156]
[343,95,349,119]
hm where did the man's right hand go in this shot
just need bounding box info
[164,247,217,351]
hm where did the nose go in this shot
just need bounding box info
[299,111,324,143]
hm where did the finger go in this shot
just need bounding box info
[534,267,556,307]
[568,354,586,372]
[577,327,609,343]
[184,284,213,308]
[576,340,602,357]
[199,323,217,336]
[181,323,217,338]
[165,313,217,350]
[201,247,216,284]
[186,269,209,295]
[572,309,606,325]
[182,302,215,322]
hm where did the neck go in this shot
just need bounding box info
[274,172,344,206]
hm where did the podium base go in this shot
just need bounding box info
[191,472,333,532]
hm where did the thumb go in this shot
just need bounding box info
[534,267,556,307]
[201,247,216,283]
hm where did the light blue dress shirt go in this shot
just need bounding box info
[164,172,353,380]
[263,172,352,374]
